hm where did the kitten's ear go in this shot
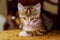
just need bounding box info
[35,3,41,12]
[17,3,24,13]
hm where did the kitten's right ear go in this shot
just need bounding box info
[17,3,24,13]
[34,3,41,13]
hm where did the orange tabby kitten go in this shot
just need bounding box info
[17,3,46,36]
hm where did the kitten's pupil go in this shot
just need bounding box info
[23,17,26,20]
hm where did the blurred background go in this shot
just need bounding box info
[0,0,59,31]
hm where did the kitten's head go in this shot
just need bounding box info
[17,3,41,27]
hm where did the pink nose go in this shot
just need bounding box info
[27,22,30,26]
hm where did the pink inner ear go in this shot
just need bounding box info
[36,6,40,12]
[18,3,24,13]
[36,3,41,10]
[18,6,23,13]
[35,3,41,13]
[18,6,23,10]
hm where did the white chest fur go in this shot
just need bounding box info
[23,25,33,31]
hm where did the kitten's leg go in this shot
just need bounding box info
[36,29,47,36]
[27,31,33,36]
[36,25,47,36]
[32,31,36,36]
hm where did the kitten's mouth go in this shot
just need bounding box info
[26,23,38,26]
[26,24,37,27]
[26,23,32,26]
[26,24,31,26]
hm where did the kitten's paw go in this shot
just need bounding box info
[38,32,47,36]
[19,31,30,37]
[37,31,47,36]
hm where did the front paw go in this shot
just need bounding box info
[37,31,47,36]
[19,31,30,37]
[36,30,47,36]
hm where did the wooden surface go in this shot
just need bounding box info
[0,29,60,40]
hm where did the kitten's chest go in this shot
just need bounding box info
[23,25,33,31]
[22,25,40,31]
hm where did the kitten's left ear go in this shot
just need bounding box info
[17,3,24,13]
[35,3,41,12]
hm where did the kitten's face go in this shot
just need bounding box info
[18,3,41,27]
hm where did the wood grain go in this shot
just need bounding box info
[0,29,60,40]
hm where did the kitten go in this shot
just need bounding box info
[17,3,47,36]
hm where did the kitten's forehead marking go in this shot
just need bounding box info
[24,6,32,16]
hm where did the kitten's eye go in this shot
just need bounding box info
[31,17,34,20]
[23,17,26,20]
[35,18,39,19]
[35,17,40,19]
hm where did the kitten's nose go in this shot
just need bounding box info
[27,22,30,26]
